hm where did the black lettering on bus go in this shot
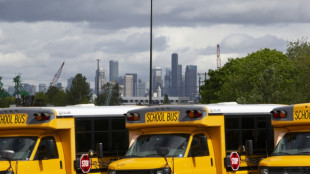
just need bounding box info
[174,113,177,121]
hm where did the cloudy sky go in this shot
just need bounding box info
[1,0,310,89]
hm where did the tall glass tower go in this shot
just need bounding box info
[109,60,119,82]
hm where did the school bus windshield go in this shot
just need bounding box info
[0,137,37,161]
[125,134,189,158]
[273,132,310,156]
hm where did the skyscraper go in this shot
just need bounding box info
[124,74,134,97]
[39,83,47,93]
[152,67,163,97]
[95,68,106,95]
[124,73,137,97]
[177,64,183,96]
[137,79,146,97]
[109,60,119,82]
[171,53,178,96]
[163,68,171,96]
[66,77,74,90]
[185,65,197,100]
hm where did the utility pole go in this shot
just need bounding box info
[149,0,153,105]
[198,72,207,101]
[217,44,221,69]
[96,59,100,96]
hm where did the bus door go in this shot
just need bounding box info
[186,133,216,174]
[24,135,66,174]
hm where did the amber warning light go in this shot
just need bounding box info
[271,110,287,118]
[34,113,51,121]
[186,110,202,118]
[126,113,140,121]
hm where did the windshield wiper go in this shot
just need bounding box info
[272,152,291,156]
[125,155,141,158]
[294,152,310,155]
[146,154,160,157]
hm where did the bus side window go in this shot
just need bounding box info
[188,134,209,157]
[34,136,59,160]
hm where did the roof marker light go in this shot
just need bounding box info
[187,110,195,118]
[279,111,287,118]
[132,113,140,121]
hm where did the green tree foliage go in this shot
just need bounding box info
[286,38,310,103]
[0,97,15,108]
[33,92,46,106]
[66,73,91,105]
[45,86,67,106]
[200,49,296,104]
[163,94,170,104]
[96,82,122,106]
[0,76,9,98]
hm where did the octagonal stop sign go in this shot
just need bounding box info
[230,152,240,171]
[80,154,91,173]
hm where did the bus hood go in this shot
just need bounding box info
[109,158,170,170]
[259,156,310,167]
[0,161,16,172]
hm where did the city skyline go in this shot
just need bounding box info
[1,1,309,90]
[4,53,199,100]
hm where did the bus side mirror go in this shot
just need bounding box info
[245,140,253,156]
[157,147,170,157]
[0,150,14,160]
[96,143,103,158]
[200,136,208,153]
[38,139,56,160]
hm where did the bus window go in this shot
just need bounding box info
[225,115,273,154]
[125,134,189,157]
[111,118,128,151]
[34,136,58,160]
[0,137,37,160]
[188,134,209,157]
[75,117,129,156]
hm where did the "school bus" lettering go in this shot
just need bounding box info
[294,110,310,120]
[0,114,26,125]
[146,112,178,123]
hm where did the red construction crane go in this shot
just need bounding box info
[50,62,65,88]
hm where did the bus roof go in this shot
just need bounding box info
[201,103,285,115]
[2,105,143,117]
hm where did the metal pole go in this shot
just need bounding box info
[149,0,153,105]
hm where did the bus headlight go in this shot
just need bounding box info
[108,170,116,174]
[157,167,171,174]
[259,167,268,174]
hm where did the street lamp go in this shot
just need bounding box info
[149,0,153,105]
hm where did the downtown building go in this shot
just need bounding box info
[185,65,197,100]
[95,67,106,95]
[109,60,119,83]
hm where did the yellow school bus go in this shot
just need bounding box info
[259,103,310,174]
[0,105,142,174]
[108,103,282,174]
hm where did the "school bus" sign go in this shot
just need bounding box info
[0,114,27,125]
[145,111,179,123]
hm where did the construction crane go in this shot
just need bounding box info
[50,62,65,88]
[217,44,221,69]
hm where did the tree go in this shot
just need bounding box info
[200,48,296,104]
[163,94,170,104]
[66,73,91,105]
[286,38,310,103]
[96,82,122,106]
[0,97,15,108]
[0,76,9,98]
[33,91,46,106]
[46,86,61,106]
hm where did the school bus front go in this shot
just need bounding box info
[0,106,137,174]
[108,104,278,174]
[259,103,310,173]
